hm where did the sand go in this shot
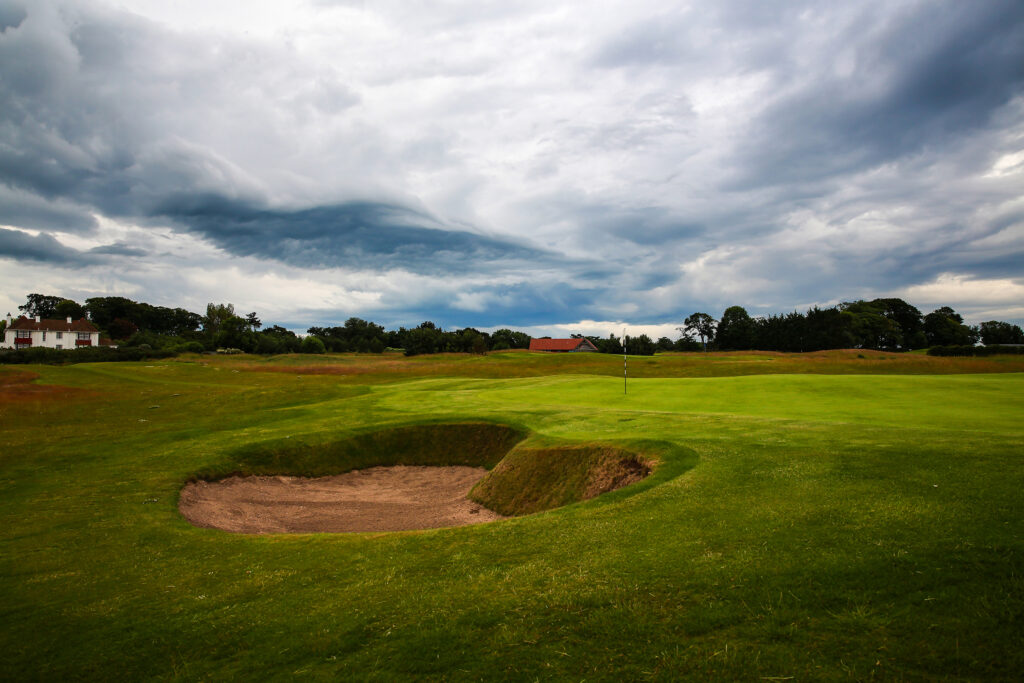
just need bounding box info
[178,465,503,534]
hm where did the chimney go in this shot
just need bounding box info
[4,312,10,327]
[35,315,40,323]
[67,317,73,324]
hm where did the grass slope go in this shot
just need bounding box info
[1,352,1023,680]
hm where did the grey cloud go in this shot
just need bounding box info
[0,0,25,32]
[0,186,98,232]
[158,196,557,273]
[590,13,695,69]
[0,227,93,264]
[89,242,148,257]
[731,2,1024,188]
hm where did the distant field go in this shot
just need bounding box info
[2,351,1023,679]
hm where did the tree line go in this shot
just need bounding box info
[5,293,1022,359]
[679,299,1024,351]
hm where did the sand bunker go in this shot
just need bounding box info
[179,465,503,533]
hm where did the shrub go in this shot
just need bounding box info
[300,335,327,354]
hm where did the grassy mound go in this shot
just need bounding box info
[469,443,653,516]
[190,421,528,481]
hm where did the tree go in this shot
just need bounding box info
[109,318,139,341]
[203,303,236,335]
[404,323,443,356]
[300,335,327,354]
[716,306,755,350]
[655,336,675,352]
[682,313,716,351]
[19,294,63,319]
[257,325,300,354]
[979,321,1024,345]
[245,312,262,330]
[924,307,976,346]
[490,328,531,350]
[55,299,86,320]
[874,298,925,349]
[625,334,656,355]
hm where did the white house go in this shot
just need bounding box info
[2,313,101,350]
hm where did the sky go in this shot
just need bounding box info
[1,0,1022,337]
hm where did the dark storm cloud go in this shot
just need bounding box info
[0,0,25,32]
[731,2,1024,188]
[0,227,94,264]
[0,188,98,232]
[88,242,148,257]
[157,196,556,273]
[0,2,559,275]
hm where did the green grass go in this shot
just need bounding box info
[1,352,1023,680]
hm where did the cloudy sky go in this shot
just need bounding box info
[1,0,1022,336]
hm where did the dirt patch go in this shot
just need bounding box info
[0,370,95,404]
[584,457,651,499]
[179,465,504,533]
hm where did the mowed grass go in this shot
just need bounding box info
[1,351,1023,680]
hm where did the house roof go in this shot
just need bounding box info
[8,316,99,333]
[529,337,597,351]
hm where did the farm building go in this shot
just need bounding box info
[529,338,599,353]
[2,314,100,350]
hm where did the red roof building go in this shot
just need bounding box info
[3,314,100,350]
[528,337,599,352]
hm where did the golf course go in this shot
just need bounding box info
[2,349,1023,679]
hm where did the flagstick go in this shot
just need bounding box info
[623,327,627,395]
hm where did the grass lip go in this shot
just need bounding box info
[471,438,697,516]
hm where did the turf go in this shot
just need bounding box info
[1,351,1023,680]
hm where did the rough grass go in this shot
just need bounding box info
[470,443,655,516]
[189,421,527,482]
[1,351,1023,680]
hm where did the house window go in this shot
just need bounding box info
[42,331,47,341]
[56,345,62,350]
[16,330,30,338]
[77,332,90,340]
[56,332,63,340]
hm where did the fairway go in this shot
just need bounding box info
[2,352,1023,680]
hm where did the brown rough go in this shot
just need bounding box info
[584,457,651,499]
[179,465,504,534]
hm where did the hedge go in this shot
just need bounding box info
[927,345,1024,357]
[0,346,178,365]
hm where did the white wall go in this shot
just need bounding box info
[2,329,99,350]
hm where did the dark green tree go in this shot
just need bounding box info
[203,303,236,335]
[682,313,716,351]
[625,334,656,355]
[54,299,86,320]
[490,328,531,350]
[214,315,257,352]
[716,306,755,350]
[979,321,1024,345]
[404,323,443,356]
[300,335,327,354]
[19,294,63,319]
[655,336,675,351]
[924,307,976,346]
[108,318,139,341]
